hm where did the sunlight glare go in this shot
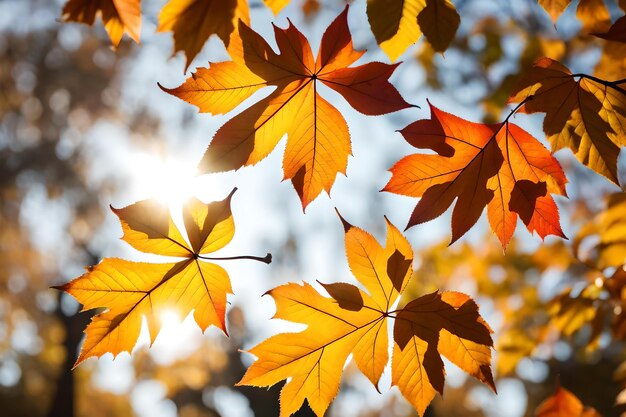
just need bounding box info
[129,152,199,208]
[158,308,182,326]
[150,309,205,364]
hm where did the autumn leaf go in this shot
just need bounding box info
[593,15,626,43]
[538,0,572,24]
[61,0,141,47]
[509,57,626,184]
[54,189,271,366]
[366,0,460,60]
[548,287,599,338]
[383,102,567,247]
[161,6,411,209]
[536,385,601,417]
[576,0,611,34]
[497,328,538,376]
[237,215,494,417]
[417,0,460,53]
[573,192,626,269]
[157,0,250,71]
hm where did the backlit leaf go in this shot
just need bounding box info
[509,57,626,184]
[162,6,411,208]
[538,0,572,24]
[366,0,460,60]
[238,216,493,417]
[383,102,567,247]
[61,0,141,46]
[157,0,250,71]
[536,385,601,417]
[54,189,265,366]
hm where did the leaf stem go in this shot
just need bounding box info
[503,94,534,124]
[196,253,273,264]
[572,73,626,95]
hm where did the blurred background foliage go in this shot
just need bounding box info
[1,0,626,416]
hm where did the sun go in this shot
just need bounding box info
[127,151,200,208]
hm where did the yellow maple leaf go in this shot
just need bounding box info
[54,189,271,366]
[238,215,494,417]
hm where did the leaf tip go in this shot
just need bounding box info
[156,81,173,95]
[334,208,352,232]
[404,218,417,232]
[226,187,238,201]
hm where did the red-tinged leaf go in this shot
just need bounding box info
[161,6,411,209]
[384,102,567,247]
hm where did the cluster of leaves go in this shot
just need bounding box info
[161,8,411,208]
[56,0,626,416]
[539,0,624,40]
[61,0,464,68]
[410,193,626,375]
[238,214,494,416]
[410,189,626,412]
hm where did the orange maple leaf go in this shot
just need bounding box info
[383,102,567,247]
[161,6,412,209]
[54,189,271,366]
[509,57,626,185]
[238,214,494,417]
[61,0,141,46]
[536,385,602,417]
[157,0,250,72]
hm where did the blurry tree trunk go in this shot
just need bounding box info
[47,255,96,417]
[47,301,92,417]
